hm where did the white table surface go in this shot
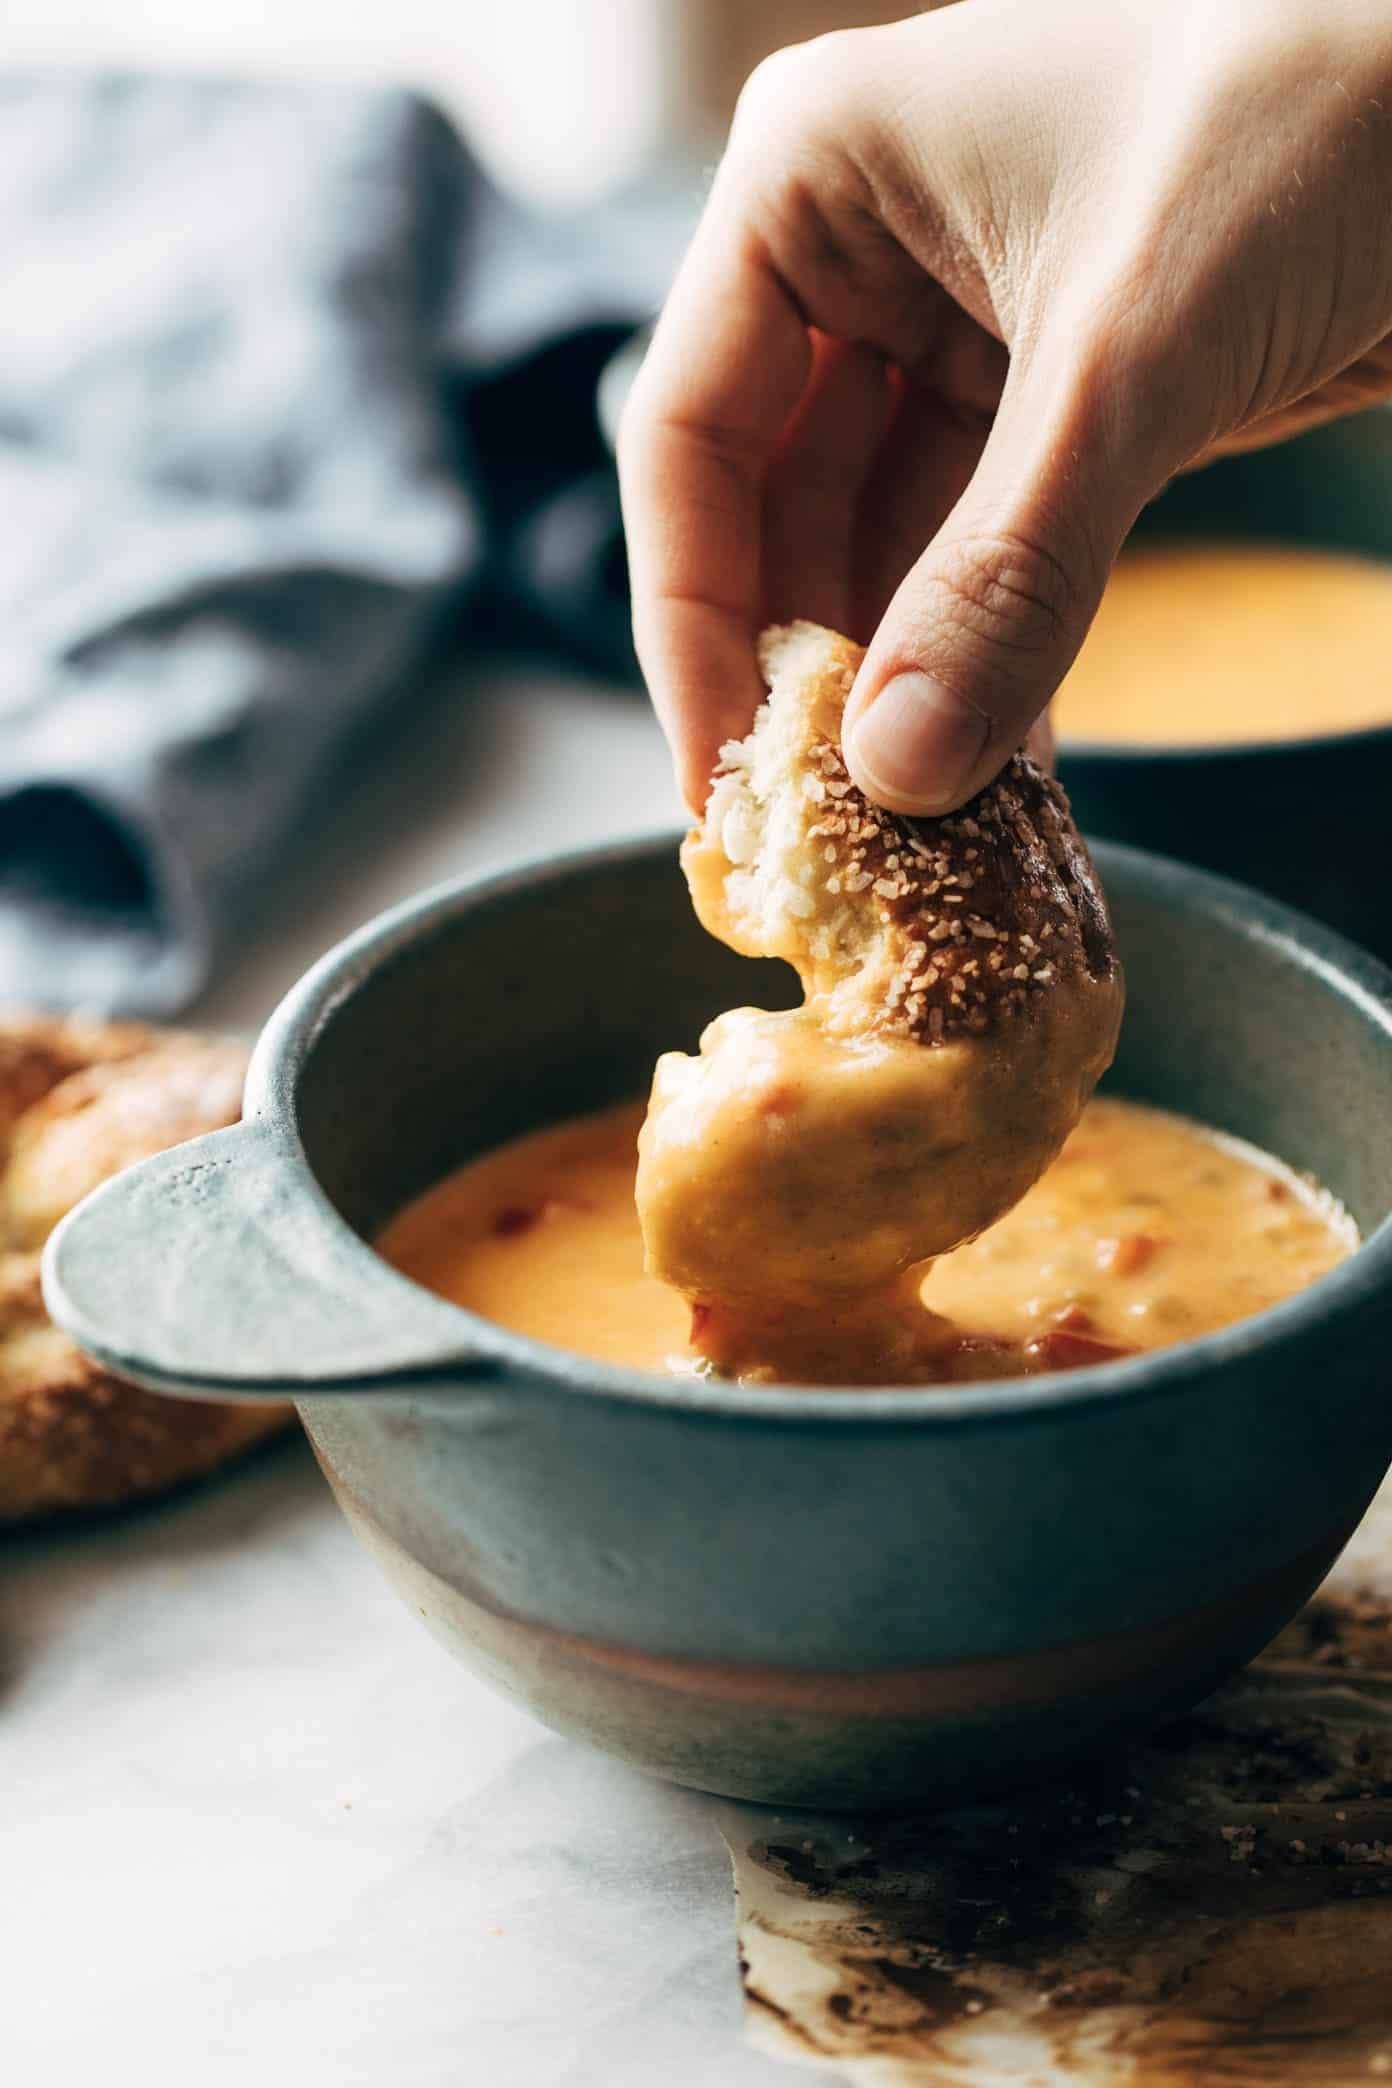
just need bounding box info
[0,660,801,2088]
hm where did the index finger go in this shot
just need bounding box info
[618,204,812,810]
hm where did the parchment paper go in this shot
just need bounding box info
[723,1484,1392,2085]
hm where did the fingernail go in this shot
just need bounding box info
[844,672,990,813]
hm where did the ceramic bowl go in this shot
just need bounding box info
[43,838,1392,1809]
[1059,410,1392,960]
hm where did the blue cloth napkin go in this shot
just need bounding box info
[0,74,688,1013]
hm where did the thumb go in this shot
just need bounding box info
[842,355,1160,815]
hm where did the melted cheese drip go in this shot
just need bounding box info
[377,1097,1354,1387]
[634,1000,1116,1312]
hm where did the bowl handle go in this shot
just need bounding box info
[41,1121,496,1401]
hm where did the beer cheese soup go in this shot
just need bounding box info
[1054,544,1392,747]
[377,1096,1355,1387]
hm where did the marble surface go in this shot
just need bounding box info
[2,1438,792,2087]
[4,660,785,2088]
[4,657,1391,2085]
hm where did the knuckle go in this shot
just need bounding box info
[732,31,863,149]
[931,529,1089,667]
[733,44,818,140]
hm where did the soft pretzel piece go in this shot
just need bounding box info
[685,623,1118,1041]
[0,1016,291,1523]
[636,622,1124,1315]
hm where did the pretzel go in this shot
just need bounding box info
[0,1016,291,1520]
[636,623,1124,1343]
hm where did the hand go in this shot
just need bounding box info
[619,0,1392,815]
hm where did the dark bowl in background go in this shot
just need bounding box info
[1059,409,1392,962]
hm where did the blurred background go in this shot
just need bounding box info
[0,0,912,1027]
[3,1,908,206]
[10,0,1391,1030]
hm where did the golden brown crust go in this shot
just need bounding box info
[0,1008,153,1142]
[805,737,1116,1042]
[5,1038,248,1251]
[0,1014,291,1524]
[688,622,1120,1045]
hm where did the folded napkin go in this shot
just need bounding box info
[0,74,687,1013]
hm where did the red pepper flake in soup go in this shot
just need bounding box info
[1027,1329,1137,1371]
[1053,1303,1097,1333]
[1096,1233,1158,1277]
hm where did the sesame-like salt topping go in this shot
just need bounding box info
[798,740,1117,1043]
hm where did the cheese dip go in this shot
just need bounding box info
[378,1097,1354,1387]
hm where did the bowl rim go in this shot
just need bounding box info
[248,831,1392,1428]
[1058,715,1392,764]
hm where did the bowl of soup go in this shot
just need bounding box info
[42,837,1392,1807]
[1057,409,1392,961]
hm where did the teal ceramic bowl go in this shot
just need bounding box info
[1060,410,1392,958]
[42,838,1392,1808]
